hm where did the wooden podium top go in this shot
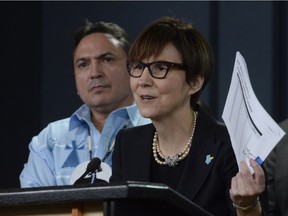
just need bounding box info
[0,181,213,216]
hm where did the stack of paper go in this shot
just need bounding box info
[222,51,285,173]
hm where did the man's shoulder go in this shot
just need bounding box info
[124,103,151,126]
[46,117,71,129]
[274,118,288,152]
[280,118,288,132]
[37,117,73,137]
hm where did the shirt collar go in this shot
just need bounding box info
[68,103,143,131]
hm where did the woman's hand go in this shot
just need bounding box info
[230,159,265,215]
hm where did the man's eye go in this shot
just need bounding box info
[78,62,88,68]
[103,57,113,62]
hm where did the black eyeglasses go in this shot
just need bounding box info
[126,60,185,79]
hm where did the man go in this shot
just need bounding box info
[20,20,150,187]
[264,119,288,216]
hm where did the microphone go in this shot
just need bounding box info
[73,157,101,185]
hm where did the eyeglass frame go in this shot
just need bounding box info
[126,60,186,79]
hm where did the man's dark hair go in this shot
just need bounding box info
[73,19,131,56]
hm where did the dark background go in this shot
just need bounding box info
[0,1,287,189]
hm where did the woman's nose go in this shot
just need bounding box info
[137,68,153,86]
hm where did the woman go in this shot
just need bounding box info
[110,16,265,216]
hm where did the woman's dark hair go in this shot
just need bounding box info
[129,16,214,108]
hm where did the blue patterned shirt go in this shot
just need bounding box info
[20,103,150,187]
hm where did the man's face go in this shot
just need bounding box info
[73,33,133,115]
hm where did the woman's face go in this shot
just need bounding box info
[130,43,200,121]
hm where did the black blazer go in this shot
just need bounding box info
[264,119,288,216]
[110,107,238,216]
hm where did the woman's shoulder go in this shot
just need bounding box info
[117,123,154,138]
[123,123,154,135]
[198,106,229,136]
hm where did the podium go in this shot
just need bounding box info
[0,181,213,216]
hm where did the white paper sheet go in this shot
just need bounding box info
[222,51,285,172]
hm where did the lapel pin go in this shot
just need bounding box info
[205,154,214,165]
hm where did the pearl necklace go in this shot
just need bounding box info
[152,111,198,167]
